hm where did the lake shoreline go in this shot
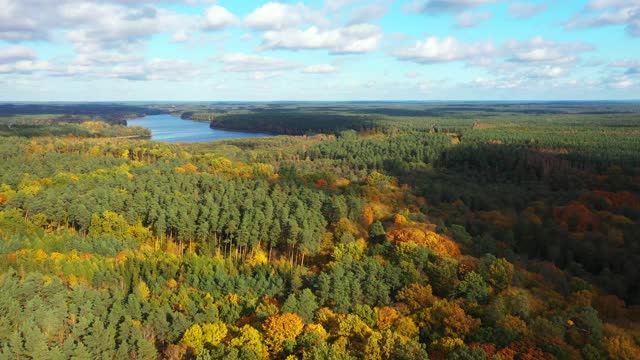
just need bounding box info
[208,124,278,136]
[126,114,272,143]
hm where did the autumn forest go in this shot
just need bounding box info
[0,102,639,360]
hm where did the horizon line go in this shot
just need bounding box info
[2,100,640,104]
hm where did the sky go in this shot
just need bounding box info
[0,0,639,101]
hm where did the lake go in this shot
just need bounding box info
[127,114,271,143]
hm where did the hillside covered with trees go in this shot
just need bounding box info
[0,102,639,359]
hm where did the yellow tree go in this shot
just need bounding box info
[134,281,150,302]
[263,313,304,355]
[426,299,480,339]
[361,206,374,227]
[201,322,228,348]
[396,283,436,313]
[181,324,204,354]
[229,325,264,358]
[88,210,130,239]
[605,334,640,360]
[181,322,228,355]
[376,307,400,331]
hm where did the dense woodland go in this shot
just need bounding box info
[0,102,639,359]
[0,104,153,138]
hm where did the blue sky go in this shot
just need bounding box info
[0,0,639,101]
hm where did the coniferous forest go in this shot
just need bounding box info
[1,102,639,359]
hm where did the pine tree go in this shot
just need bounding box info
[296,289,319,324]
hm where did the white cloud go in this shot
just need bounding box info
[0,45,51,75]
[220,53,298,72]
[613,58,640,74]
[0,0,59,40]
[606,74,636,88]
[394,35,591,87]
[145,59,203,81]
[171,30,190,43]
[585,0,633,11]
[348,4,389,25]
[584,57,606,66]
[250,71,281,81]
[0,46,37,64]
[73,52,142,67]
[0,0,194,48]
[552,78,600,89]
[395,36,496,63]
[508,3,547,19]
[525,65,568,78]
[244,2,324,30]
[505,36,593,64]
[455,11,491,27]
[261,24,383,54]
[598,59,640,90]
[203,5,237,30]
[62,3,191,55]
[460,58,590,92]
[303,64,337,73]
[325,0,360,12]
[565,1,640,37]
[0,60,53,74]
[417,81,431,92]
[0,0,631,99]
[54,58,203,81]
[405,0,498,14]
[469,76,523,89]
[49,2,209,82]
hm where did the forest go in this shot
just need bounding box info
[0,102,639,359]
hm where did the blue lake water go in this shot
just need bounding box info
[127,114,271,143]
